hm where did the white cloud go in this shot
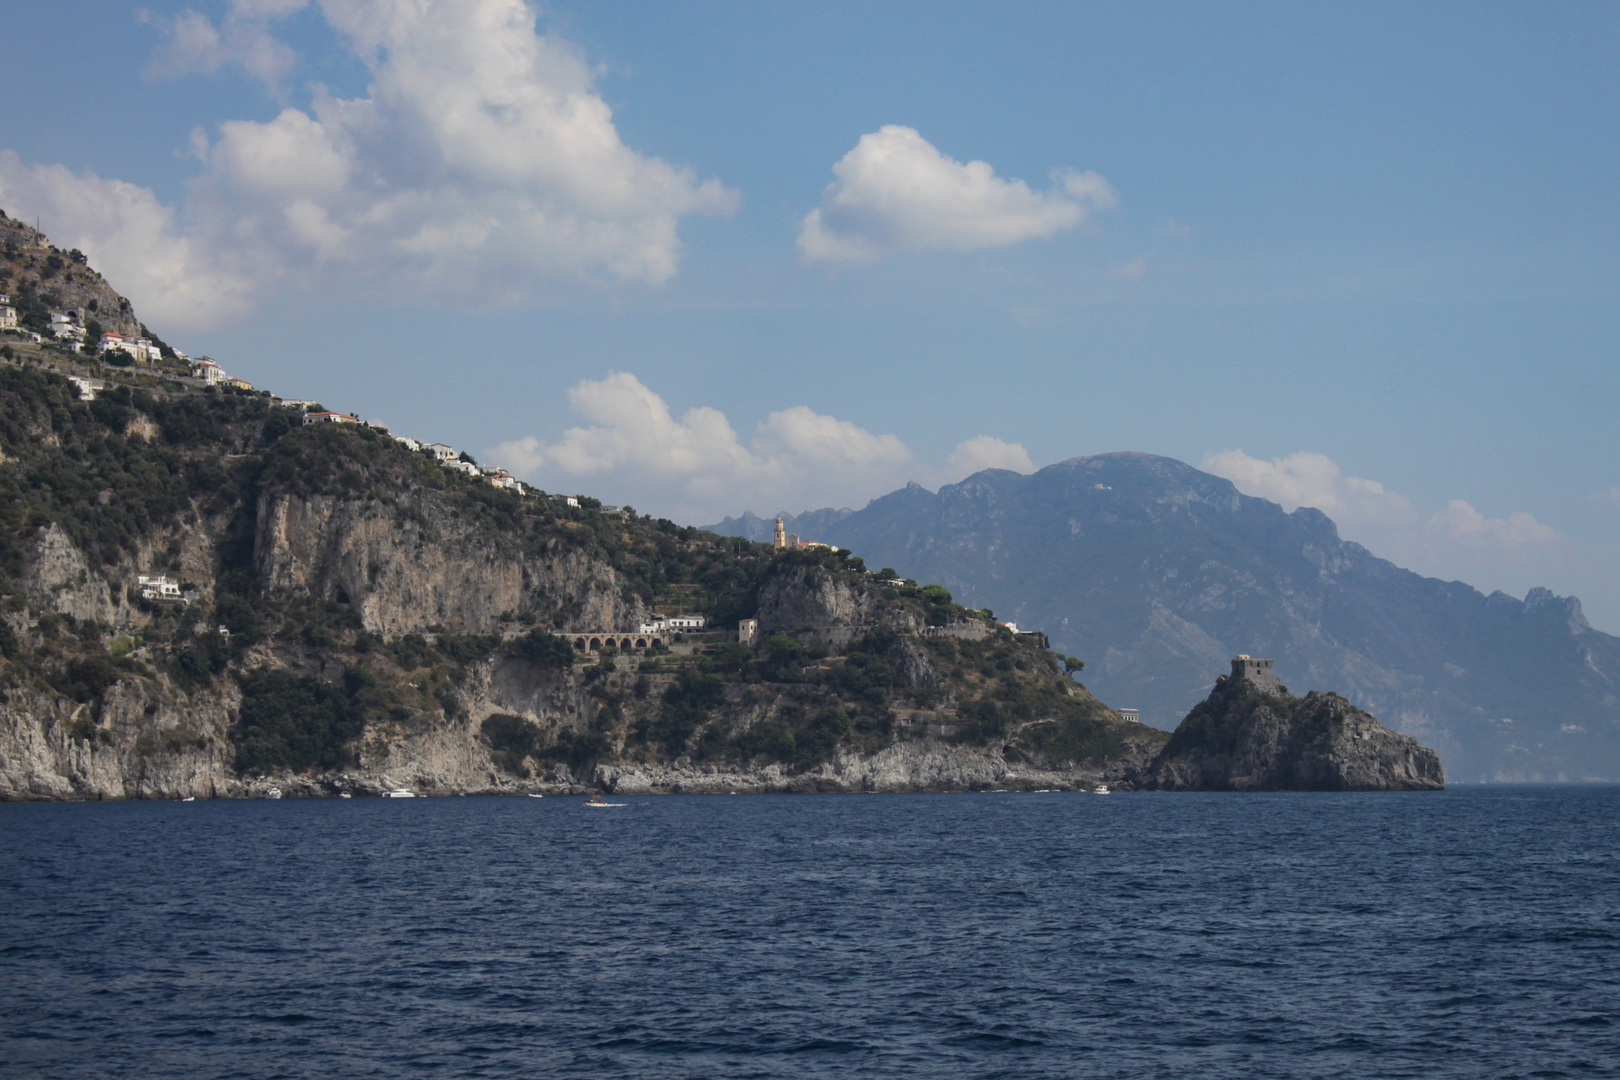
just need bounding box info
[490,372,1030,521]
[1201,449,1565,597]
[0,152,255,326]
[4,0,735,331]
[143,2,308,89]
[798,125,1116,262]
[945,436,1035,479]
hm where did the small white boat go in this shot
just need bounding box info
[526,794,544,799]
[585,796,626,807]
[181,796,195,802]
[265,787,283,800]
[339,792,352,799]
[385,788,416,798]
[1093,784,1110,795]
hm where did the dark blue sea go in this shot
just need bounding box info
[3,787,1618,1079]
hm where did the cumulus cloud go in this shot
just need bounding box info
[3,0,735,330]
[798,125,1116,262]
[945,436,1035,478]
[1201,449,1565,597]
[143,1,308,89]
[0,152,256,326]
[490,372,1030,521]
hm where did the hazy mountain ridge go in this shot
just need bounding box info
[709,453,1620,781]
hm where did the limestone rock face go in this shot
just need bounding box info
[595,736,1158,795]
[1136,669,1444,791]
[755,563,920,644]
[254,492,643,635]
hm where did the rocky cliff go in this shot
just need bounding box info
[710,453,1620,782]
[0,361,1160,800]
[1135,659,1444,791]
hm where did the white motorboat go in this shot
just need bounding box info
[339,792,352,799]
[265,787,283,800]
[181,796,195,802]
[1093,784,1111,795]
[585,795,626,807]
[385,788,416,798]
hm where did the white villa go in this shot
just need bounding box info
[278,398,320,410]
[137,574,182,601]
[1117,709,1140,723]
[0,295,16,330]
[304,411,358,425]
[192,359,225,384]
[49,311,84,346]
[638,614,706,634]
[489,473,521,491]
[98,332,159,364]
[394,435,422,451]
[427,443,459,461]
[66,376,103,401]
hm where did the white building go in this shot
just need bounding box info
[98,333,159,364]
[137,574,183,601]
[638,614,706,634]
[0,298,19,330]
[561,495,580,508]
[489,473,521,490]
[393,435,422,451]
[192,359,225,384]
[445,459,480,475]
[738,618,759,646]
[427,443,459,461]
[1118,709,1140,723]
[221,376,254,391]
[66,376,103,401]
[50,311,84,344]
[278,398,320,410]
[303,411,358,425]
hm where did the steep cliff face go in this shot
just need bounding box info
[755,563,921,642]
[254,492,642,635]
[1137,666,1444,792]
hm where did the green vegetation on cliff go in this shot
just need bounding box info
[0,357,1160,795]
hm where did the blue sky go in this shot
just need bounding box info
[3,1,1618,627]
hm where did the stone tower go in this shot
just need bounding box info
[773,515,787,551]
[1229,654,1283,694]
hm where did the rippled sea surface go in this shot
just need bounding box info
[3,787,1619,1079]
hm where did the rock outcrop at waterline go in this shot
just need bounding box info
[1135,657,1445,791]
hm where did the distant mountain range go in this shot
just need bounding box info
[706,453,1620,782]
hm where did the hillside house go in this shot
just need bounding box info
[277,398,319,410]
[221,376,254,391]
[394,435,422,451]
[427,443,458,461]
[191,359,225,384]
[638,614,706,634]
[98,333,158,364]
[445,459,480,476]
[66,376,103,401]
[489,473,521,491]
[561,495,580,508]
[1117,709,1140,723]
[303,411,357,425]
[50,311,84,345]
[0,299,16,330]
[136,574,182,601]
